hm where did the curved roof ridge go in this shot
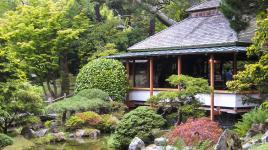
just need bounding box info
[186,0,220,12]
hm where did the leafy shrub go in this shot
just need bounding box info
[167,117,222,146]
[195,140,214,150]
[46,89,111,113]
[111,106,166,149]
[75,58,128,101]
[234,108,268,136]
[97,114,119,133]
[65,116,84,130]
[76,111,102,126]
[44,120,53,129]
[0,134,13,148]
[65,111,103,130]
[109,101,128,119]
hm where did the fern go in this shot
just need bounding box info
[234,108,268,136]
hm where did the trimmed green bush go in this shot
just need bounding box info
[97,114,119,133]
[77,88,109,100]
[46,89,110,113]
[0,134,13,148]
[75,58,128,101]
[234,108,268,136]
[111,106,166,149]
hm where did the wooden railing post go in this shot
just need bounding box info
[149,57,154,96]
[177,56,182,90]
[210,54,215,121]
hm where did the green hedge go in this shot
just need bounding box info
[46,89,110,113]
[0,134,13,148]
[111,106,166,149]
[75,58,128,101]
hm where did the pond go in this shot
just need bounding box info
[5,136,115,150]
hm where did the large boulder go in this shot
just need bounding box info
[74,129,100,139]
[214,129,242,150]
[244,123,267,141]
[51,132,66,142]
[154,137,167,146]
[34,128,48,137]
[21,126,35,139]
[129,137,145,150]
[262,130,268,143]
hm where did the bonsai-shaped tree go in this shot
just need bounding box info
[147,75,210,124]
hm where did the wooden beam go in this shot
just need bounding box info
[177,56,182,90]
[210,54,215,121]
[233,53,237,75]
[149,57,154,96]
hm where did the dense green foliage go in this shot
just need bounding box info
[111,106,166,149]
[46,89,110,113]
[75,58,128,101]
[227,12,268,104]
[0,134,13,148]
[0,0,91,97]
[96,114,119,133]
[0,82,44,133]
[234,108,268,136]
[220,0,268,31]
[148,75,209,123]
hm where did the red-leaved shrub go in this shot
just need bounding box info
[167,117,223,146]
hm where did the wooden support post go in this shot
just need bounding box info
[125,60,130,80]
[133,60,136,87]
[210,54,215,121]
[233,53,237,75]
[149,57,154,96]
[177,56,182,90]
[125,60,130,101]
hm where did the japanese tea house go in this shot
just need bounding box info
[108,0,257,120]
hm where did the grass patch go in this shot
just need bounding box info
[4,136,34,150]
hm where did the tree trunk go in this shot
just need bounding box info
[94,2,102,22]
[42,83,48,98]
[52,79,58,97]
[3,120,8,134]
[62,111,67,124]
[46,79,56,99]
[149,16,155,36]
[60,52,70,96]
[176,104,182,125]
[135,0,176,26]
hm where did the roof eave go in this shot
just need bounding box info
[127,42,250,52]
